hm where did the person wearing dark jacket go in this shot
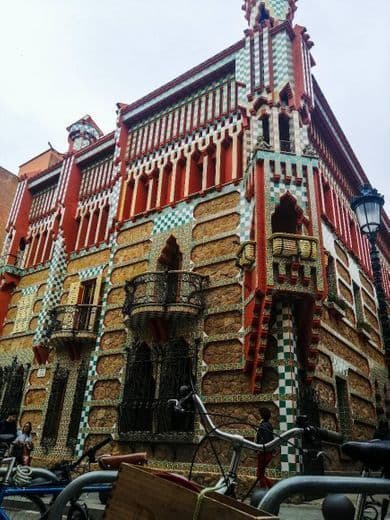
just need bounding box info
[256,408,274,488]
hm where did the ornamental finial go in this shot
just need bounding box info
[242,0,297,29]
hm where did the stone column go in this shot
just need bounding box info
[275,300,301,476]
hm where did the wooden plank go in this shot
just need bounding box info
[104,464,278,520]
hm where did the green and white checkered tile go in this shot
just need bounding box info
[34,233,67,345]
[275,302,300,475]
[272,31,294,90]
[108,179,122,227]
[240,192,254,242]
[79,265,105,281]
[152,201,195,235]
[270,0,290,19]
[74,232,118,455]
[270,181,308,211]
[21,284,40,296]
[263,27,270,87]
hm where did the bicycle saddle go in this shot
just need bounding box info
[98,452,147,469]
[342,440,390,471]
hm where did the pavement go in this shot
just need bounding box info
[1,493,326,519]
[4,493,389,519]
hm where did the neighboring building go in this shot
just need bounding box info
[18,148,63,180]
[0,0,389,482]
[0,167,17,251]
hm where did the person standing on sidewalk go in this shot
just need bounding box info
[256,408,274,488]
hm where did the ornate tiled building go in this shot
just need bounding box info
[0,0,389,482]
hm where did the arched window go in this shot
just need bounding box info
[272,194,303,234]
[157,236,182,304]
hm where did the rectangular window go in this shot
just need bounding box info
[41,366,69,449]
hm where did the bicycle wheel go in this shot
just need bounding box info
[1,494,47,519]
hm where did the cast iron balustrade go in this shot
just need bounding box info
[123,271,209,326]
[48,304,101,348]
[271,233,318,261]
[0,358,29,418]
[0,253,24,277]
[280,140,294,154]
[119,339,198,443]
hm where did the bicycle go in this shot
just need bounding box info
[0,434,146,519]
[0,433,60,519]
[47,386,345,519]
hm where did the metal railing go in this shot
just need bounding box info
[280,139,295,153]
[50,304,102,334]
[123,271,208,316]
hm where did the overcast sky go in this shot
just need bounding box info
[0,0,389,208]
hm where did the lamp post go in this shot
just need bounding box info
[351,185,390,364]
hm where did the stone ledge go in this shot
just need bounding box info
[111,256,149,269]
[85,399,120,407]
[69,242,109,260]
[205,303,242,316]
[192,253,238,269]
[204,393,294,404]
[206,362,244,373]
[205,333,243,343]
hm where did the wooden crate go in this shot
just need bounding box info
[104,464,278,520]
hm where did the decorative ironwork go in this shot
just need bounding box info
[123,271,208,321]
[66,361,88,451]
[280,139,295,153]
[0,358,29,419]
[41,365,69,449]
[119,339,199,442]
[49,305,101,335]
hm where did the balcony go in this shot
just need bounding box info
[123,271,209,327]
[271,233,318,261]
[48,305,101,350]
[0,253,24,278]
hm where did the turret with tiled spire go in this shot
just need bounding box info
[242,0,298,29]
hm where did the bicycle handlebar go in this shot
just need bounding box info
[316,428,344,445]
[170,389,343,451]
[70,435,113,469]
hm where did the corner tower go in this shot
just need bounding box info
[238,0,323,477]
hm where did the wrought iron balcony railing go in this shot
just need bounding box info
[271,233,318,261]
[48,304,101,347]
[280,139,295,154]
[123,271,209,325]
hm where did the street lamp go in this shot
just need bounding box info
[351,185,390,362]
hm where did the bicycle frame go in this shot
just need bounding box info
[190,392,305,495]
[0,466,110,519]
